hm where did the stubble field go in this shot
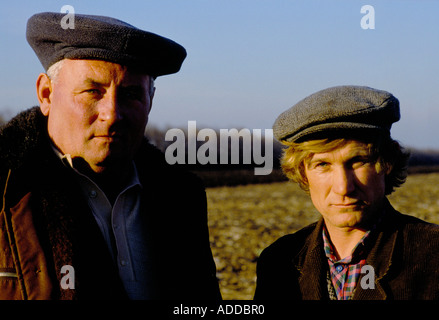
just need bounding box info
[205,172,439,300]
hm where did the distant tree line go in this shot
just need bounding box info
[1,115,438,187]
[145,124,439,187]
[145,124,285,186]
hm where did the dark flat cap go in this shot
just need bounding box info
[273,85,400,143]
[26,12,187,77]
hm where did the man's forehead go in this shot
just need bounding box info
[309,140,371,159]
[60,59,152,85]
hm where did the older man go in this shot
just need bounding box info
[0,12,220,300]
[254,85,439,300]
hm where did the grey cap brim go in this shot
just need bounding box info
[273,85,400,143]
[283,122,390,143]
[26,12,187,77]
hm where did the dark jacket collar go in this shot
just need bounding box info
[294,218,326,299]
[0,107,47,172]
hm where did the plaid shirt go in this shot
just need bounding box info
[323,226,371,300]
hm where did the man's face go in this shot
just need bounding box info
[304,140,386,231]
[39,59,154,173]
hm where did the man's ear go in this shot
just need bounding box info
[385,163,393,176]
[149,86,155,112]
[36,73,53,116]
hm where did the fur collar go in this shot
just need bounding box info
[0,107,47,172]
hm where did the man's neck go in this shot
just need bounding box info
[50,143,134,205]
[324,225,367,260]
[325,201,386,260]
[72,158,132,205]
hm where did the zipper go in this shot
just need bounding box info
[0,272,18,278]
[1,170,17,280]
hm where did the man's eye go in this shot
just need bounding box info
[84,89,101,95]
[122,91,143,101]
[352,157,371,167]
[123,91,136,99]
[314,162,329,169]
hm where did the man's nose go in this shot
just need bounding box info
[98,90,123,124]
[332,166,356,196]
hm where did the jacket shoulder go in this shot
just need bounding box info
[259,221,318,262]
[254,222,319,300]
[396,211,439,246]
[380,206,439,299]
[0,107,46,171]
[136,139,205,186]
[385,203,439,239]
[135,139,208,223]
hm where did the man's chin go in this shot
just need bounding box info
[324,209,364,228]
[72,154,124,175]
[333,209,381,230]
[92,158,128,174]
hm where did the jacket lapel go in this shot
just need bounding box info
[354,203,399,300]
[36,152,127,299]
[296,218,328,300]
[7,191,54,299]
[353,232,397,300]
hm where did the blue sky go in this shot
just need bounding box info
[1,0,438,149]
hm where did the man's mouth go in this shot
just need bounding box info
[331,201,363,208]
[94,133,123,141]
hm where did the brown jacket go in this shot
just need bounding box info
[254,200,439,300]
[0,107,221,300]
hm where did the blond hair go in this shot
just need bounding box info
[281,135,409,195]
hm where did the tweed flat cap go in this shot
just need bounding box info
[26,12,187,77]
[273,85,400,143]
